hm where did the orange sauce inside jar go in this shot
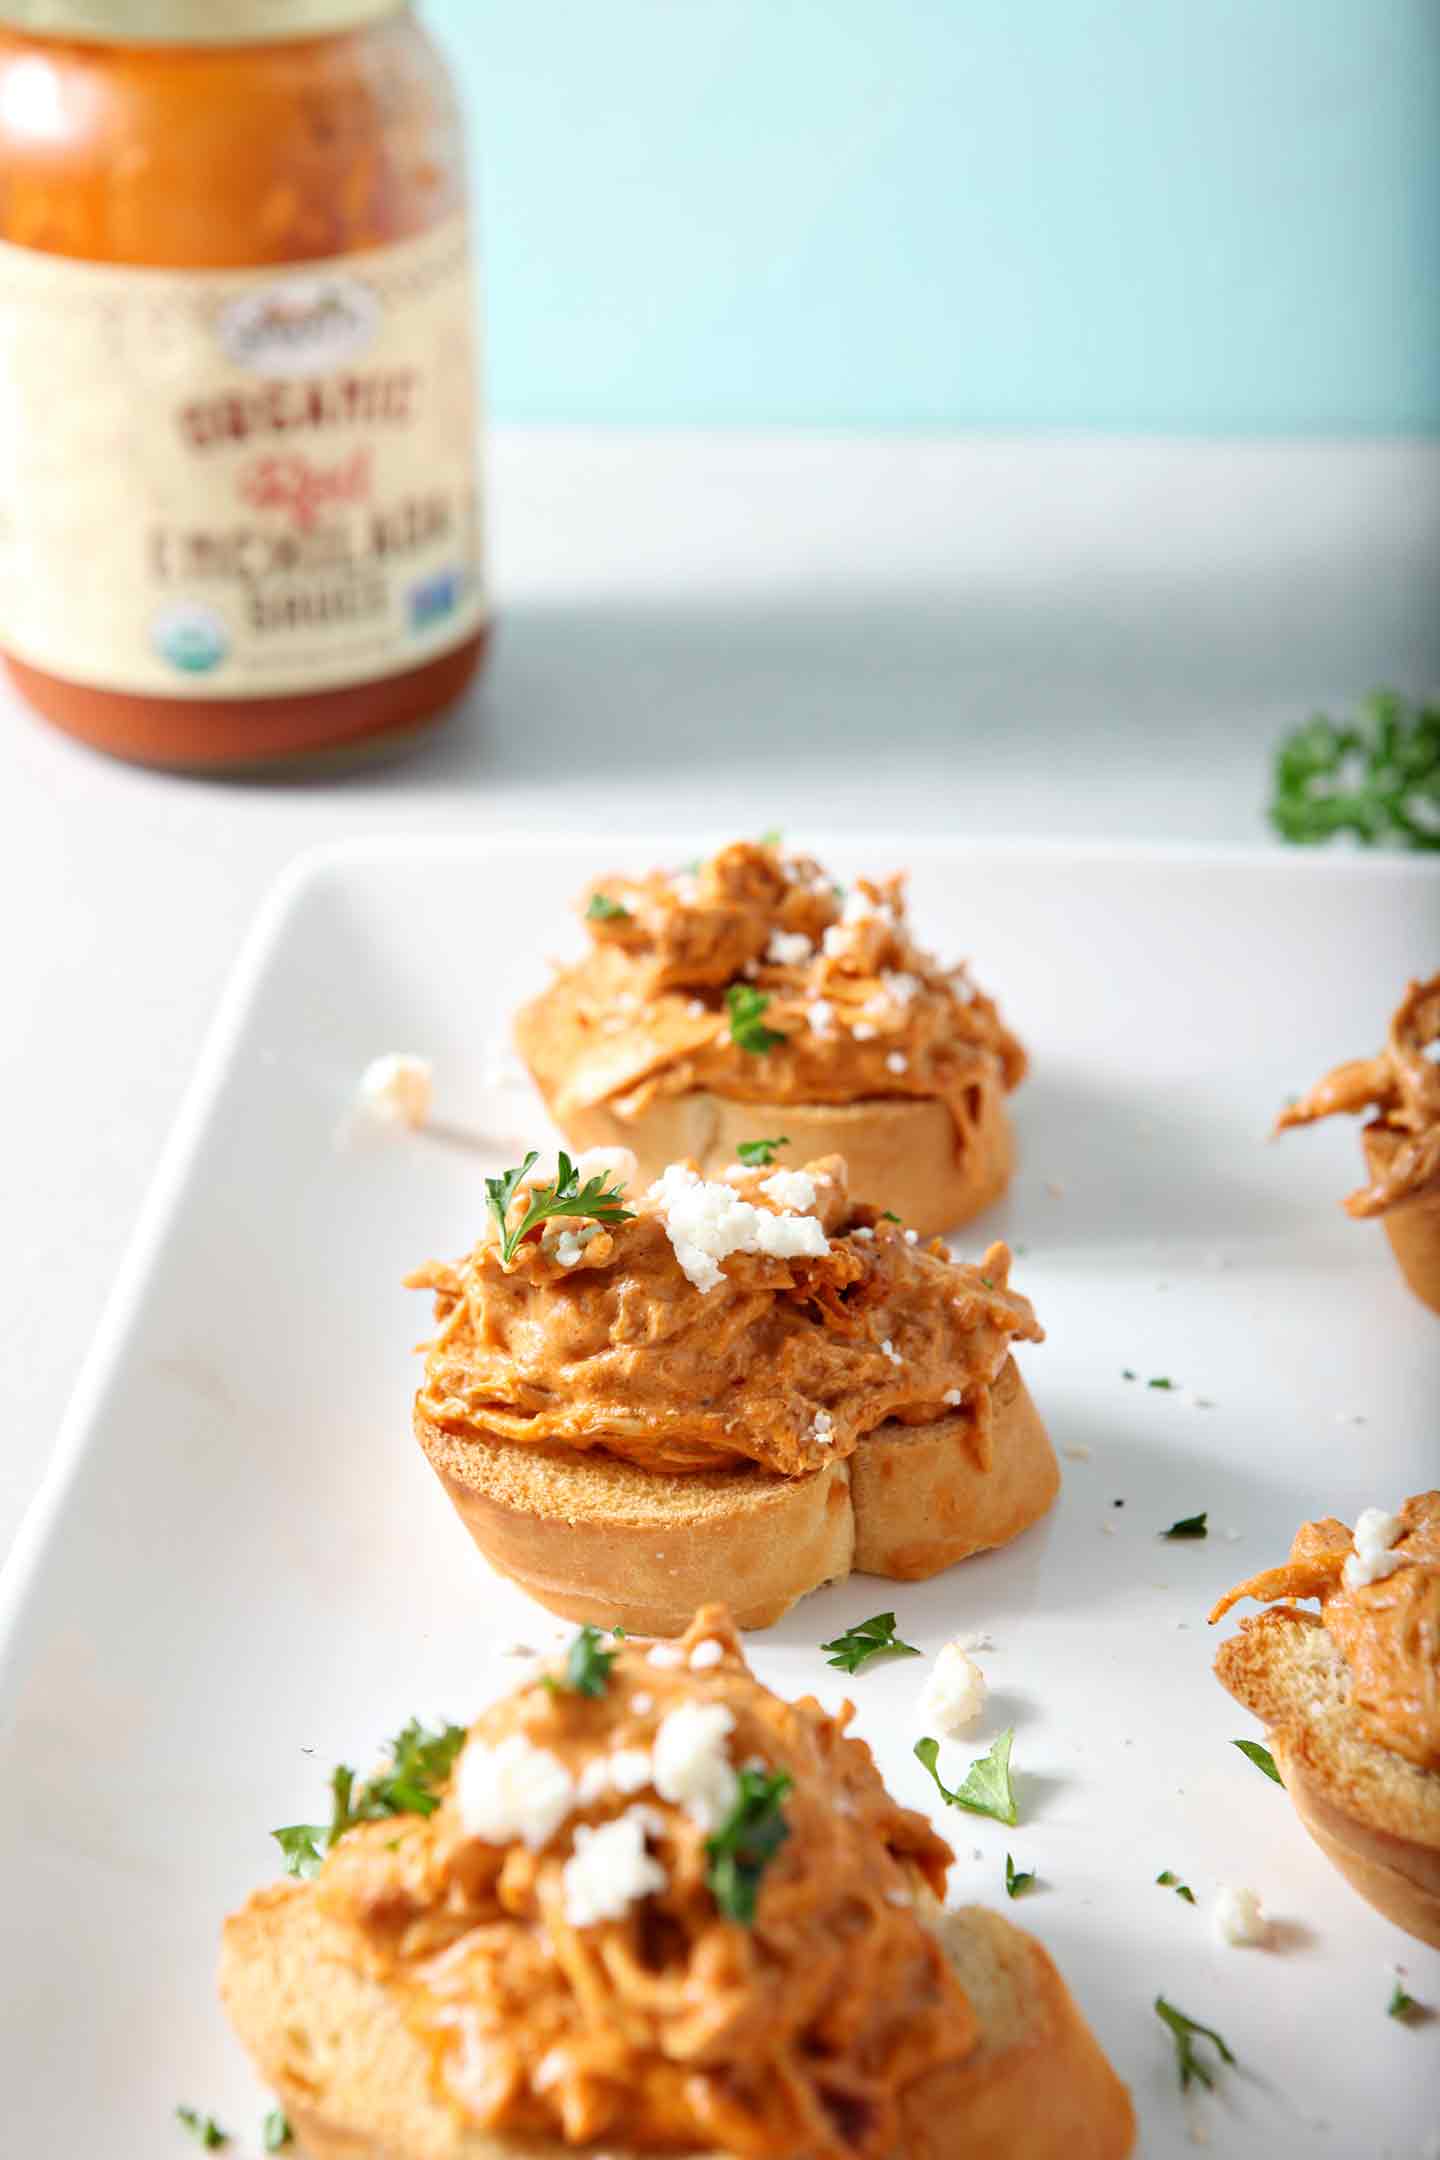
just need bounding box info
[0,2,487,770]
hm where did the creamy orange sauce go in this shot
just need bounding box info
[514,840,1026,1146]
[1210,1494,1440,1768]
[410,1154,1041,1476]
[315,1608,971,2157]
[1277,975,1440,1215]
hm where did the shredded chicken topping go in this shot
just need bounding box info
[514,840,1026,1151]
[409,1153,1041,1475]
[1277,974,1440,1215]
[315,1609,971,2157]
[1210,1493,1440,1769]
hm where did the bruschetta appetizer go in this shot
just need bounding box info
[407,1148,1056,1633]
[1211,1493,1440,1946]
[222,1607,1134,2159]
[514,838,1026,1237]
[1277,973,1440,1312]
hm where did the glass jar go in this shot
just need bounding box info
[0,0,487,770]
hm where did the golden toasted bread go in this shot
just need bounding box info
[1216,1604,1440,1946]
[416,1355,1058,1634]
[221,1884,1133,2160]
[1362,1124,1440,1314]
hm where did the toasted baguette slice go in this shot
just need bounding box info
[221,1882,1134,2160]
[1362,1124,1440,1314]
[416,1357,1057,1635]
[523,1078,1013,1241]
[1215,1605,1440,1947]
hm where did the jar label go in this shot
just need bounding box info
[0,217,484,699]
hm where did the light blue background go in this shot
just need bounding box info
[429,0,1438,435]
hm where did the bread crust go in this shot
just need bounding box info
[1215,1607,1440,1948]
[522,1079,1014,1240]
[220,1882,1134,2160]
[416,1358,1057,1634]
[1363,1123,1440,1315]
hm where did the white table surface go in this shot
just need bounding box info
[4,427,1438,1559]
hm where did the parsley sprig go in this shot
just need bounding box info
[726,984,787,1054]
[1270,691,1440,851]
[736,1135,790,1166]
[1153,1996,1236,2091]
[914,1729,1017,1826]
[820,1611,922,1674]
[548,1624,617,1699]
[272,1717,466,1877]
[485,1150,634,1267]
[1233,1738,1282,1784]
[705,1767,793,1923]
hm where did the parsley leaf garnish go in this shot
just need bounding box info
[705,1767,792,1923]
[880,1210,902,1224]
[1269,691,1440,851]
[585,892,631,922]
[914,1729,1018,1826]
[1156,1869,1196,1903]
[1153,1996,1236,2091]
[485,1150,634,1267]
[820,1611,922,1674]
[1162,1511,1208,1540]
[271,1822,327,1879]
[1388,1981,1426,2021]
[175,2108,229,2149]
[757,827,784,848]
[1233,1738,1282,1784]
[1147,1376,1178,1391]
[736,1135,790,1166]
[1005,1853,1035,1898]
[726,984,786,1055]
[262,2110,293,2152]
[552,1623,616,1698]
[1122,1368,1137,1381]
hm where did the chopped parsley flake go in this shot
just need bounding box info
[1233,1739,1282,1784]
[552,1623,617,1699]
[1162,1511,1208,1540]
[1387,1981,1424,2022]
[820,1611,922,1674]
[726,984,787,1054]
[1004,1853,1036,1898]
[175,2109,229,2149]
[271,1822,326,1879]
[585,892,631,922]
[1147,1376,1178,1391]
[1153,1996,1236,2091]
[915,1728,1017,1826]
[262,2111,293,2152]
[736,1135,790,1166]
[1156,1869,1196,1903]
[705,1767,792,1923]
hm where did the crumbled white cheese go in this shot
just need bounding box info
[851,1021,877,1041]
[688,998,707,1017]
[918,1642,987,1736]
[852,1226,874,1241]
[576,1756,615,1805]
[688,1638,725,1671]
[669,872,700,903]
[355,1052,432,1128]
[886,1051,909,1074]
[759,1168,818,1212]
[884,1886,913,1907]
[1212,1885,1267,1947]
[651,1700,739,1831]
[552,1224,601,1267]
[646,1643,686,1670]
[630,1693,654,1716]
[841,888,880,925]
[766,929,814,967]
[561,1810,667,1928]
[646,1164,829,1292]
[609,1747,654,1794]
[455,1733,576,1849]
[880,1337,902,1364]
[1342,1505,1407,1589]
[943,1387,964,1406]
[904,1228,918,1244]
[882,970,921,1005]
[806,998,835,1035]
[811,1408,835,1444]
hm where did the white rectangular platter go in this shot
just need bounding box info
[2,835,1436,2158]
